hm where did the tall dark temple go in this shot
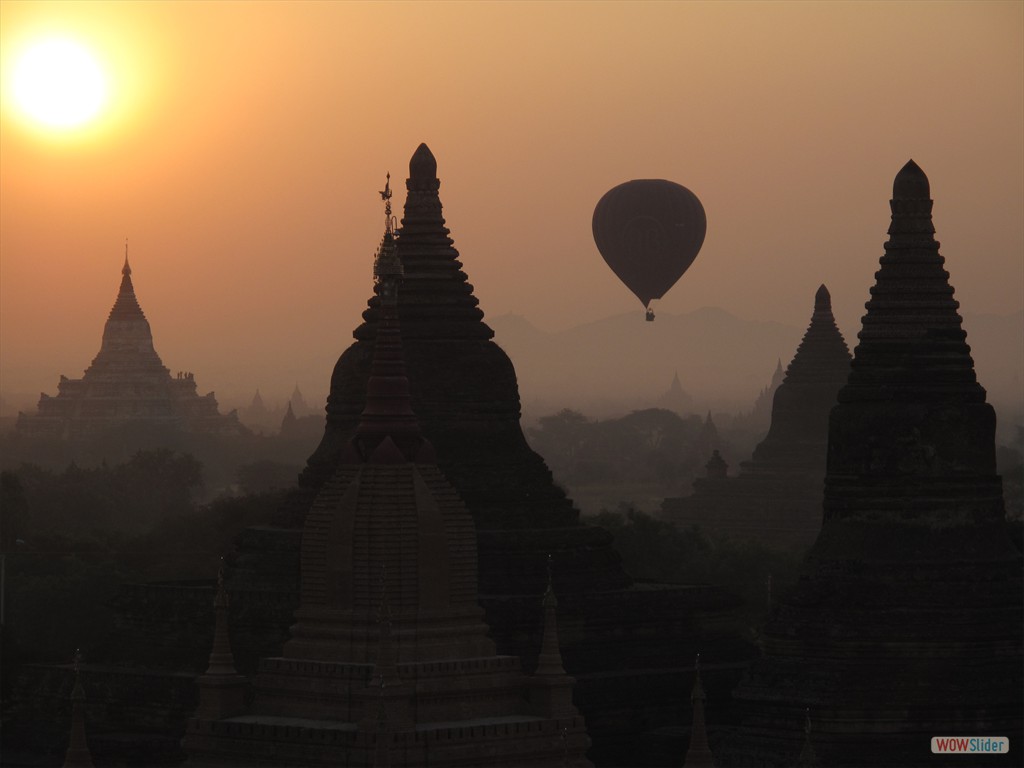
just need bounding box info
[184,195,591,766]
[725,161,1023,766]
[228,144,750,765]
[309,144,599,556]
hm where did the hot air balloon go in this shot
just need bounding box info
[592,179,707,321]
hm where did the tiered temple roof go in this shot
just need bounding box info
[724,160,1023,766]
[661,285,851,549]
[228,145,751,766]
[184,210,590,766]
[16,253,245,439]
[746,284,851,474]
[306,143,589,543]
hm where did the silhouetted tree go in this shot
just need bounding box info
[236,460,302,495]
[592,505,801,609]
[0,471,29,552]
[528,407,709,487]
[527,409,591,464]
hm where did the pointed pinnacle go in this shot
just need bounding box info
[892,159,930,200]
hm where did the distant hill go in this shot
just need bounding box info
[490,308,1024,430]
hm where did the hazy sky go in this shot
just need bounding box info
[1,1,1021,409]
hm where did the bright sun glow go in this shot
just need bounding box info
[13,37,109,129]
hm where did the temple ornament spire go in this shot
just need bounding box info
[194,560,248,720]
[346,174,432,465]
[204,562,239,676]
[526,554,582,721]
[62,649,94,768]
[683,654,714,768]
[535,554,566,677]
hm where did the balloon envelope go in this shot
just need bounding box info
[592,179,707,308]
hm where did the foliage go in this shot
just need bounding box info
[236,459,303,495]
[12,449,202,542]
[124,489,286,581]
[592,504,802,608]
[527,407,714,488]
[1,452,283,673]
[0,471,29,551]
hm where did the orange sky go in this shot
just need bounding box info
[1,1,1021,412]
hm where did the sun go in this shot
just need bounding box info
[12,37,109,129]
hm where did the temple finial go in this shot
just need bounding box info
[347,176,430,464]
[814,284,830,312]
[692,653,704,701]
[409,143,437,181]
[215,559,228,609]
[194,557,248,719]
[373,173,403,302]
[797,707,818,767]
[63,648,94,768]
[535,554,566,676]
[379,173,397,237]
[892,159,930,200]
[122,239,131,276]
[683,652,714,767]
[204,558,238,675]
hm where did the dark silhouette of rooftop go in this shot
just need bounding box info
[724,160,1022,767]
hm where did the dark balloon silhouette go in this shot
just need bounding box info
[592,179,707,316]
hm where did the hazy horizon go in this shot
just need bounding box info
[2,2,1021,420]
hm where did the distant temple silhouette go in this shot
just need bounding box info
[15,251,245,440]
[183,183,591,766]
[656,371,694,415]
[661,284,852,550]
[724,161,1022,766]
[744,358,785,433]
